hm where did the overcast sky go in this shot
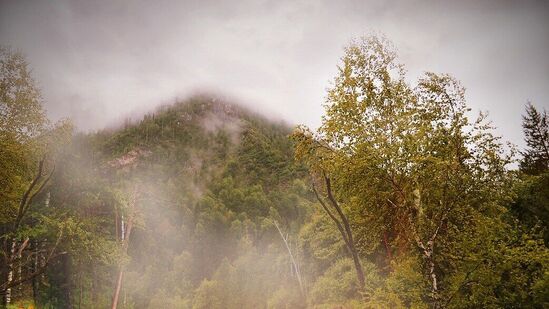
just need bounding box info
[1,0,548,147]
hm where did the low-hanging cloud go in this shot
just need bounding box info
[0,0,548,147]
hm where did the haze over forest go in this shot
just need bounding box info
[1,0,548,143]
[1,1,549,309]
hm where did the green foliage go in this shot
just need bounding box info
[511,103,549,247]
[510,172,549,244]
[192,279,223,309]
[0,47,74,307]
[3,37,548,309]
[0,132,27,224]
[520,103,548,175]
[148,289,189,309]
[366,257,427,308]
[36,96,314,308]
[0,46,47,141]
[442,231,548,308]
[267,286,304,309]
[293,35,548,308]
[308,258,362,306]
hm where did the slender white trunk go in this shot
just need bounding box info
[121,214,125,241]
[6,241,16,304]
[417,238,439,308]
[430,258,438,295]
[425,245,438,298]
[17,244,22,296]
[111,188,136,309]
[273,221,305,296]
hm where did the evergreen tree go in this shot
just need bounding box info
[520,103,549,175]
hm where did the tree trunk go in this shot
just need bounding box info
[273,220,305,297]
[312,175,366,290]
[92,272,97,306]
[79,273,83,309]
[32,240,39,306]
[17,242,22,299]
[350,247,365,288]
[324,176,366,289]
[425,248,439,308]
[416,238,439,308]
[111,269,124,309]
[5,241,16,305]
[111,208,134,309]
[62,254,73,308]
[429,256,438,301]
[383,232,393,270]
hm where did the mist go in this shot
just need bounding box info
[1,0,548,146]
[1,1,549,308]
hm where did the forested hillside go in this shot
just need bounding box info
[35,96,318,308]
[1,37,548,309]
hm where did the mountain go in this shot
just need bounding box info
[44,95,315,308]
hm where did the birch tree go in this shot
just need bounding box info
[0,46,72,305]
[292,35,515,306]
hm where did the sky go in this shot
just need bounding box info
[1,0,548,147]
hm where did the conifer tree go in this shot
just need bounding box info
[520,102,549,175]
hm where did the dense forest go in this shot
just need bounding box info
[1,36,548,308]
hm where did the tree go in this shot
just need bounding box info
[0,46,72,305]
[0,47,47,141]
[292,127,366,291]
[510,103,549,245]
[520,103,549,175]
[110,186,138,309]
[272,219,305,297]
[292,35,527,307]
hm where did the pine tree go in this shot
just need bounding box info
[520,103,549,175]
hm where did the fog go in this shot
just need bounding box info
[1,0,548,147]
[2,2,549,307]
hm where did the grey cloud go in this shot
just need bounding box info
[0,0,548,148]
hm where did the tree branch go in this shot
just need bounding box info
[312,183,351,250]
[1,229,64,291]
[14,158,45,230]
[324,174,354,249]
